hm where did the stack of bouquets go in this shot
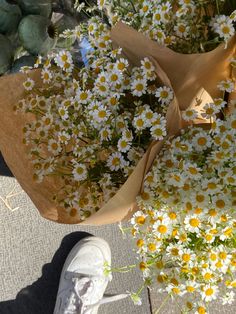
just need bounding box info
[13,0,236,310]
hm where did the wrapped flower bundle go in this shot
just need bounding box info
[14,49,170,221]
[131,82,236,312]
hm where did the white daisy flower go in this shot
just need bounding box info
[182,109,198,121]
[41,69,52,84]
[153,217,172,237]
[221,291,235,305]
[48,139,62,154]
[202,178,220,195]
[76,89,92,104]
[167,172,186,188]
[117,137,131,153]
[155,86,173,105]
[58,106,69,120]
[122,129,133,142]
[184,162,202,180]
[55,50,73,68]
[72,163,88,181]
[58,131,70,145]
[133,116,147,131]
[141,57,155,73]
[114,58,129,72]
[201,285,219,302]
[99,127,112,141]
[179,248,196,264]
[150,124,167,140]
[23,78,35,91]
[93,105,111,123]
[174,22,190,38]
[192,132,212,151]
[217,79,235,93]
[184,215,202,233]
[184,281,199,294]
[139,1,151,16]
[201,102,220,119]
[109,70,123,86]
[94,82,110,96]
[107,152,127,171]
[215,20,235,40]
[141,109,156,126]
[131,79,147,97]
[194,304,208,314]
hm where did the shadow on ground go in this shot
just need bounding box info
[0,232,92,314]
[0,153,13,177]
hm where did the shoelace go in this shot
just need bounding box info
[62,271,129,314]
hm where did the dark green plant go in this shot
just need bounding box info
[18,15,57,55]
[0,34,13,74]
[18,0,52,18]
[0,0,22,35]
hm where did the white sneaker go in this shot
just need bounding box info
[53,236,128,314]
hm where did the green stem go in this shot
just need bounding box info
[154,294,170,314]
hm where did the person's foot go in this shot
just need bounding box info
[53,236,128,314]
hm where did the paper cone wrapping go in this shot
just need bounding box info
[0,22,235,225]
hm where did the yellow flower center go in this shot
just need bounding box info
[189,167,198,175]
[219,252,227,260]
[216,200,225,209]
[136,239,144,247]
[110,97,117,106]
[98,111,106,118]
[208,209,217,217]
[169,212,177,220]
[222,26,230,34]
[76,167,84,175]
[139,262,147,271]
[51,143,58,150]
[205,288,214,296]
[198,306,206,314]
[158,225,167,234]
[135,216,146,225]
[231,120,236,129]
[99,85,107,92]
[171,248,179,256]
[80,92,88,100]
[207,182,217,190]
[61,55,68,62]
[189,218,200,227]
[154,128,163,136]
[178,25,186,33]
[197,137,207,146]
[204,273,212,280]
[205,234,213,242]
[148,243,156,251]
[112,157,120,166]
[160,91,169,98]
[172,287,180,294]
[182,253,191,262]
[135,83,144,91]
[186,286,195,293]
[117,63,125,70]
[111,74,118,81]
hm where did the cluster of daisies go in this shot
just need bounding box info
[130,65,236,312]
[98,0,236,52]
[15,16,172,220]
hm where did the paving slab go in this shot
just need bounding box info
[0,175,151,314]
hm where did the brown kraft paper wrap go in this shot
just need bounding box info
[0,22,235,225]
